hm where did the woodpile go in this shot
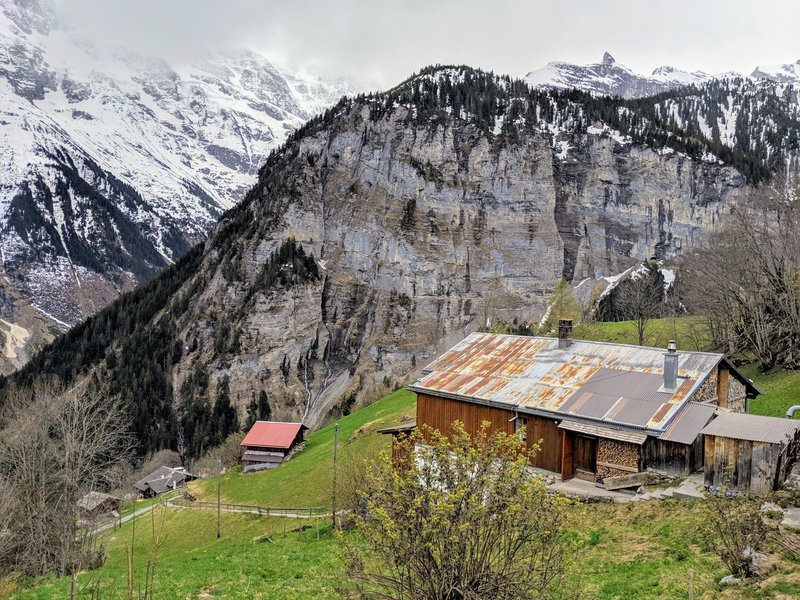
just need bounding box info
[597,439,640,479]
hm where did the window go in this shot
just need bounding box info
[515,416,528,442]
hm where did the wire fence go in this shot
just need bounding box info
[168,498,327,518]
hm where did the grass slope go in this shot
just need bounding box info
[191,387,416,507]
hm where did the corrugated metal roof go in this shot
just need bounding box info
[413,333,724,432]
[377,422,417,434]
[558,420,648,444]
[700,413,800,444]
[660,402,717,444]
[241,421,307,449]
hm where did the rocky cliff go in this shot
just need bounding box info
[4,66,786,457]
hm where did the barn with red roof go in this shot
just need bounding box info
[240,421,308,472]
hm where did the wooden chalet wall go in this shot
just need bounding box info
[415,394,563,474]
[416,393,514,438]
[704,435,790,495]
[643,437,703,476]
[526,416,563,474]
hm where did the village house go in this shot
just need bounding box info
[405,321,789,490]
[240,421,308,472]
[134,466,194,498]
[77,491,121,521]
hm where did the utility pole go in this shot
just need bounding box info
[332,422,339,530]
[217,458,221,539]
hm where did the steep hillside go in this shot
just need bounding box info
[0,0,353,372]
[5,65,799,458]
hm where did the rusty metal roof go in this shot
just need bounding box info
[660,402,717,444]
[700,412,800,444]
[412,333,729,434]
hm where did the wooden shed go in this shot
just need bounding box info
[240,421,308,472]
[701,413,800,496]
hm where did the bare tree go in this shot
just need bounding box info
[614,266,664,346]
[0,382,133,578]
[683,182,800,371]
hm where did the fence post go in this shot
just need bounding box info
[688,569,694,600]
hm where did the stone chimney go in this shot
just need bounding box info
[558,318,573,350]
[663,340,679,391]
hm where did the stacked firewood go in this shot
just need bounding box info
[597,439,639,469]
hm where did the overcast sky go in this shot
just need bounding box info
[57,0,800,89]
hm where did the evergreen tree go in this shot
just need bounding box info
[211,376,238,446]
[538,277,582,335]
[246,390,272,429]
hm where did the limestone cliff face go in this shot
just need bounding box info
[4,67,756,455]
[170,104,745,429]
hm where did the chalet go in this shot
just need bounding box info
[77,491,121,521]
[134,466,194,498]
[408,321,762,483]
[240,421,308,472]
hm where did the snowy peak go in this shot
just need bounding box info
[0,0,355,372]
[525,53,726,98]
[751,59,800,84]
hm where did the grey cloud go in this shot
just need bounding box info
[55,0,800,89]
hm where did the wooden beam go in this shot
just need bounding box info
[603,471,651,490]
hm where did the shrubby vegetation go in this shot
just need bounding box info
[344,422,580,599]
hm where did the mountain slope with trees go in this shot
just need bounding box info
[2,65,797,459]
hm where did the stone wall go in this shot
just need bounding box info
[596,438,641,479]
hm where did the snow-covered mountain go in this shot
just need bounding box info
[752,59,800,84]
[524,51,733,98]
[0,0,355,372]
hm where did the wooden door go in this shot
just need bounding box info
[574,435,597,481]
[561,431,574,480]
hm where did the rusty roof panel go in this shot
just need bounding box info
[414,332,726,433]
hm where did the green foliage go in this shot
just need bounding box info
[344,421,580,599]
[399,198,416,234]
[539,277,582,335]
[251,238,320,298]
[246,390,272,429]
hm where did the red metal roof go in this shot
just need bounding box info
[241,421,306,449]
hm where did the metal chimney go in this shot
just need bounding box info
[558,319,573,350]
[663,340,679,391]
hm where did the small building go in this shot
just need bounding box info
[701,412,800,495]
[240,421,308,472]
[77,491,121,521]
[377,421,417,463]
[134,466,194,498]
[409,321,760,483]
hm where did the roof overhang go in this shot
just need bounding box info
[558,419,648,445]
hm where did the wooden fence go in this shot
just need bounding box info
[168,498,326,518]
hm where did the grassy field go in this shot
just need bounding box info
[9,497,800,599]
[190,386,416,507]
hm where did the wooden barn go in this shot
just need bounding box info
[240,421,308,472]
[408,322,760,483]
[77,491,121,521]
[701,413,800,495]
